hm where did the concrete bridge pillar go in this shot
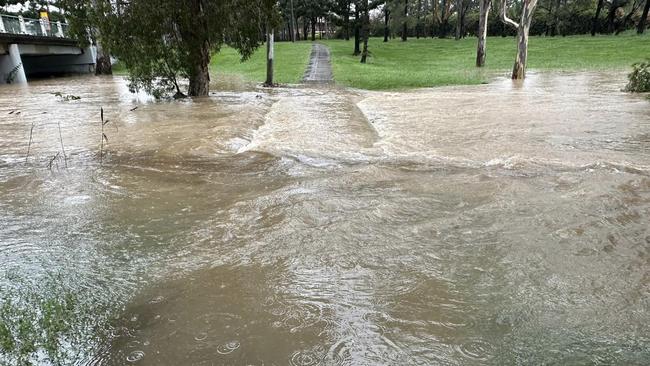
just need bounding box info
[0,44,27,84]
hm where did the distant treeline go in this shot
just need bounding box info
[272,0,649,41]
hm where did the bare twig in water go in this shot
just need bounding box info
[57,121,68,168]
[129,106,138,112]
[48,152,60,170]
[100,108,104,163]
[98,107,116,164]
[26,123,34,163]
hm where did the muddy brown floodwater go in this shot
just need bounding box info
[1,73,649,365]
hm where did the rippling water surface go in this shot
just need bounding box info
[1,73,649,365]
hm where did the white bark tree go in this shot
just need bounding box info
[501,0,539,79]
[476,0,491,67]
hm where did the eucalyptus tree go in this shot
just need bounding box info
[476,0,490,66]
[501,0,540,79]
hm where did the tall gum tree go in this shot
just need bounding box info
[476,0,491,66]
[501,0,539,79]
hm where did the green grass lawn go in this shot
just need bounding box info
[211,42,312,84]
[322,33,650,89]
[210,33,649,90]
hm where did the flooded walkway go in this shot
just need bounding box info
[0,72,649,365]
[303,43,333,84]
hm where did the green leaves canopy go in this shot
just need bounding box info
[60,0,280,97]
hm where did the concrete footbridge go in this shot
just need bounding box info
[0,14,96,84]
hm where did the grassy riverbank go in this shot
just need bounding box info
[211,42,312,84]
[323,33,650,89]
[212,34,649,90]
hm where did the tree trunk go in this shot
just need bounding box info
[440,0,449,38]
[455,0,462,40]
[545,0,554,36]
[345,2,351,40]
[290,0,296,42]
[188,39,210,96]
[592,0,604,35]
[361,0,370,63]
[501,0,538,80]
[265,28,274,86]
[639,0,650,33]
[354,9,361,55]
[95,42,112,75]
[476,0,491,67]
[460,2,468,37]
[617,0,641,34]
[185,0,210,97]
[402,0,408,41]
[384,5,390,42]
[606,2,619,33]
[416,0,422,38]
[296,17,301,40]
[423,0,429,37]
[512,25,528,79]
[303,18,308,40]
[311,17,316,41]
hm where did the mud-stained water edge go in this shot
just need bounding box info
[1,73,649,365]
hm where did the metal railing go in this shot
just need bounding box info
[0,14,70,38]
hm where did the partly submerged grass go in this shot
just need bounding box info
[321,33,650,90]
[211,42,313,84]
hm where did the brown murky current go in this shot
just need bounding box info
[1,73,649,365]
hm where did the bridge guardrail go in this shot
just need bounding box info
[0,14,70,38]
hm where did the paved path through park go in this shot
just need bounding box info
[303,43,333,84]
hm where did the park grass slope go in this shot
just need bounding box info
[211,42,312,84]
[211,34,650,90]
